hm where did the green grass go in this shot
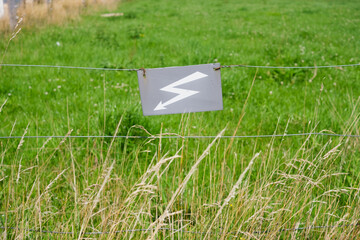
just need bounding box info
[1,0,360,239]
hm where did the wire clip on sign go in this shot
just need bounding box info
[137,63,223,116]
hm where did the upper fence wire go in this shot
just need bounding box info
[0,62,360,71]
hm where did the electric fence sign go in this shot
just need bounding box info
[137,63,223,116]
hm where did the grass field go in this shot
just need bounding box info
[1,0,360,239]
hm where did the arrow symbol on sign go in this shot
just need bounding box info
[154,71,208,111]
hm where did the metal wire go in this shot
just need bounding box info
[251,223,357,234]
[1,223,358,236]
[221,63,360,69]
[0,226,203,235]
[0,63,138,71]
[0,132,359,140]
[1,63,360,71]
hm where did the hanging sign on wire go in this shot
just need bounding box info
[137,63,223,116]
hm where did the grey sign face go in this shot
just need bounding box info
[137,63,223,116]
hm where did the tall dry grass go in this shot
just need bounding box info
[1,101,360,239]
[0,0,119,31]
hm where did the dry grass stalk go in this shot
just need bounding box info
[106,149,182,238]
[44,168,68,193]
[204,152,260,239]
[35,137,52,162]
[224,70,257,156]
[17,123,30,150]
[123,149,181,206]
[147,128,226,240]
[308,66,317,83]
[34,167,68,216]
[8,17,22,41]
[34,129,73,176]
[104,115,123,166]
[78,162,114,238]
[323,143,342,160]
[0,98,7,113]
[220,70,257,199]
[78,115,128,236]
[1,17,22,66]
[146,151,182,183]
[16,156,23,184]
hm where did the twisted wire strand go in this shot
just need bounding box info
[221,63,360,69]
[0,132,359,140]
[0,63,138,71]
[1,223,358,236]
[1,63,360,71]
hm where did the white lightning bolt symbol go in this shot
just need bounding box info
[154,71,208,111]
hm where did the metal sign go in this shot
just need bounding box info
[137,63,223,116]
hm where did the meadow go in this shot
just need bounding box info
[1,0,360,238]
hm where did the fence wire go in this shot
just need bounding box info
[1,63,360,71]
[0,132,359,140]
[1,223,358,236]
[221,63,360,69]
[0,63,138,71]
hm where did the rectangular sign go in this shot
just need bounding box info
[137,63,223,116]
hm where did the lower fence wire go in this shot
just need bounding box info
[1,223,359,236]
[0,132,360,140]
